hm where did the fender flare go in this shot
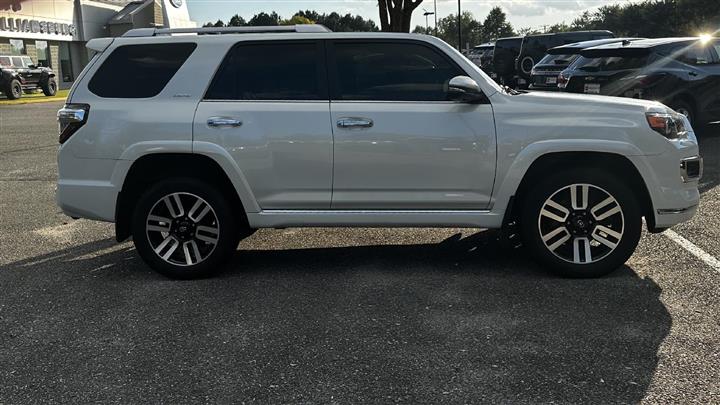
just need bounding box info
[114,140,260,214]
[491,139,658,212]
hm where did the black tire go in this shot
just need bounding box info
[520,55,535,76]
[131,178,242,279]
[520,168,642,278]
[5,79,22,100]
[42,79,57,96]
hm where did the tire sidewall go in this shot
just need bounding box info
[670,100,694,126]
[43,80,57,96]
[520,168,642,278]
[131,178,240,279]
[7,79,22,99]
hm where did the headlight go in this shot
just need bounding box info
[645,111,687,139]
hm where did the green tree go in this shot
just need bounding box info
[481,6,515,40]
[281,15,314,25]
[247,12,280,26]
[434,11,483,48]
[227,14,246,27]
[294,10,378,31]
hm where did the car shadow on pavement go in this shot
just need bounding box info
[0,230,670,403]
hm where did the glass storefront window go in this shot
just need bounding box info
[59,42,74,82]
[35,40,50,67]
[9,39,24,55]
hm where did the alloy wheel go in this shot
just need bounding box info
[145,192,220,266]
[537,183,624,264]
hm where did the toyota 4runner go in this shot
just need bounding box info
[56,25,702,279]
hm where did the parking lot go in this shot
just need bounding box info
[0,101,719,403]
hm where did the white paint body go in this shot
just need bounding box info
[56,32,700,231]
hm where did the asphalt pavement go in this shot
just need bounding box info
[0,101,719,404]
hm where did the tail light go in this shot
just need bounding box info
[557,73,568,88]
[57,104,89,144]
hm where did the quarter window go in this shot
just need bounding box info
[205,41,325,101]
[332,41,465,101]
[88,43,197,98]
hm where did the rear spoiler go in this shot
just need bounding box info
[86,38,114,53]
[580,47,650,58]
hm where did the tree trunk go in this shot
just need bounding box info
[378,0,422,33]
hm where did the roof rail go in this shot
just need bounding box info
[122,24,331,37]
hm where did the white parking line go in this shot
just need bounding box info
[664,229,720,273]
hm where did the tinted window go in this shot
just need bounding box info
[205,41,324,100]
[89,43,196,98]
[538,53,578,66]
[0,56,11,67]
[575,55,648,72]
[11,56,22,67]
[333,42,464,101]
[676,44,715,65]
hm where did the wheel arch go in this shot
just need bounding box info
[115,152,255,242]
[500,151,655,231]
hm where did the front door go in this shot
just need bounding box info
[327,40,496,209]
[194,40,333,209]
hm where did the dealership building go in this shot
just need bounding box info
[0,0,195,88]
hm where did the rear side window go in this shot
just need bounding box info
[331,41,465,101]
[205,41,326,101]
[88,43,196,98]
[575,55,648,72]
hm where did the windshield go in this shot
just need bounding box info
[574,55,648,72]
[537,53,579,66]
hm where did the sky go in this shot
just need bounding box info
[186,0,640,32]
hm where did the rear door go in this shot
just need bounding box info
[327,39,496,209]
[194,40,333,209]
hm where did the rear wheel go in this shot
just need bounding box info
[131,178,242,279]
[42,79,57,96]
[5,79,22,100]
[520,168,642,278]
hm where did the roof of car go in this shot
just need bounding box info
[583,37,707,50]
[550,37,643,52]
[523,30,614,39]
[473,42,494,49]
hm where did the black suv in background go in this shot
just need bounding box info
[0,55,57,100]
[530,38,642,90]
[468,42,494,69]
[492,36,523,87]
[516,31,615,87]
[560,37,720,126]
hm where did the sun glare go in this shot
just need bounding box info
[699,33,713,43]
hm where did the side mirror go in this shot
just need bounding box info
[28,64,36,69]
[447,75,486,103]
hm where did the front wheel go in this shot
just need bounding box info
[42,79,57,96]
[520,169,642,278]
[131,178,241,279]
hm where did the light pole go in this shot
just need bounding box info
[433,0,438,35]
[423,9,435,33]
[457,0,462,51]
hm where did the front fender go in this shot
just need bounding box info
[491,139,653,212]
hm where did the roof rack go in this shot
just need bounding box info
[122,24,331,37]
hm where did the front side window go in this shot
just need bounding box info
[676,44,715,65]
[205,41,325,101]
[332,41,465,101]
[89,43,197,98]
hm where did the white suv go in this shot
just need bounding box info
[56,25,702,279]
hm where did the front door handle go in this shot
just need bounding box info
[337,117,373,129]
[207,117,242,128]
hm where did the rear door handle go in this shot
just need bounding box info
[207,117,242,128]
[337,117,373,129]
